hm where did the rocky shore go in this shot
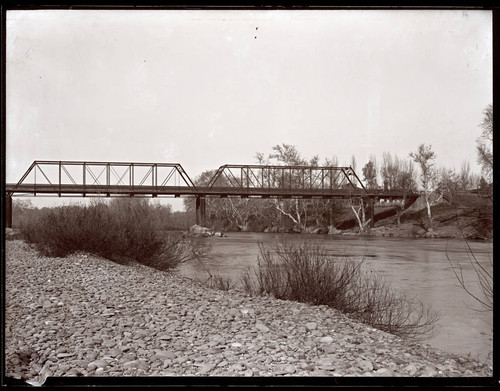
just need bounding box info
[4,240,492,384]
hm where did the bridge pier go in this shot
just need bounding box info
[195,196,206,226]
[369,197,375,228]
[5,193,13,228]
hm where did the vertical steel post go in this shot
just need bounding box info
[58,161,62,197]
[6,193,13,228]
[154,164,157,190]
[83,162,86,196]
[130,164,133,187]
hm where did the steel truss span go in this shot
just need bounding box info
[5,160,420,228]
[6,160,416,200]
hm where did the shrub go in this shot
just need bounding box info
[204,275,235,291]
[242,238,440,340]
[18,198,210,271]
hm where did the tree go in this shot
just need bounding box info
[268,143,307,166]
[349,197,371,233]
[379,153,418,226]
[381,152,400,190]
[265,144,313,231]
[350,155,358,187]
[393,159,417,226]
[410,144,438,233]
[459,161,472,191]
[476,104,493,181]
[362,159,378,189]
[437,166,460,203]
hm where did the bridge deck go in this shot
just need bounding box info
[6,183,416,199]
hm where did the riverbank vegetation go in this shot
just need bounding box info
[11,104,492,240]
[178,104,493,237]
[241,239,440,341]
[15,198,210,271]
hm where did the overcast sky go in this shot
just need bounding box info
[6,9,492,210]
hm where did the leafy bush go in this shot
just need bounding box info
[242,239,440,340]
[18,198,210,271]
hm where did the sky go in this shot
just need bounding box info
[5,8,493,211]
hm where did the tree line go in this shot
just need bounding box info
[11,104,491,236]
[182,104,492,235]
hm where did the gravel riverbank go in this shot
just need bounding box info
[4,239,493,383]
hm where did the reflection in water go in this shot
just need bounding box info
[179,233,493,361]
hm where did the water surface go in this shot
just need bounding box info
[179,233,493,362]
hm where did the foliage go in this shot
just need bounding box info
[18,198,211,271]
[438,161,480,199]
[182,141,486,234]
[476,104,493,181]
[242,239,440,340]
[185,144,348,232]
[11,199,36,228]
[438,167,460,202]
[380,152,417,192]
[362,159,378,189]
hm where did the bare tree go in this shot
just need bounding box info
[393,158,417,226]
[381,152,399,190]
[438,166,460,203]
[447,223,493,312]
[349,197,371,233]
[410,144,439,234]
[459,161,472,191]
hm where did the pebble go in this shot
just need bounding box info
[255,322,270,333]
[319,336,334,344]
[404,364,418,376]
[356,359,373,372]
[3,240,492,382]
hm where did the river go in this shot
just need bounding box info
[178,233,493,362]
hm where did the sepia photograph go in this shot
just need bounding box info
[2,6,494,387]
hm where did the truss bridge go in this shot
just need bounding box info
[5,160,418,227]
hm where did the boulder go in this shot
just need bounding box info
[188,225,212,237]
[327,226,342,235]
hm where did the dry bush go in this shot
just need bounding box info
[242,238,440,340]
[204,275,235,291]
[18,198,210,271]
